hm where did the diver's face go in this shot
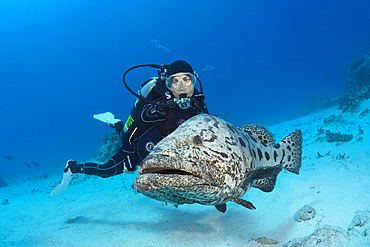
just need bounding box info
[170,74,194,99]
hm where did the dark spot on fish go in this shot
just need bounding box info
[274,151,278,162]
[220,152,228,158]
[204,134,217,143]
[265,152,270,161]
[275,143,280,149]
[226,123,235,133]
[209,148,228,159]
[285,164,291,170]
[250,135,258,143]
[225,137,236,146]
[288,155,291,161]
[230,153,234,159]
[257,148,263,161]
[238,138,246,147]
[251,148,257,159]
[287,145,291,151]
[279,150,285,164]
[235,153,242,162]
[201,126,215,135]
[258,135,268,145]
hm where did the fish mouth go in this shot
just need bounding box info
[135,153,223,193]
[140,168,198,177]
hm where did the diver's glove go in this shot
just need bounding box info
[64,160,83,174]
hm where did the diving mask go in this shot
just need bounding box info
[166,72,196,92]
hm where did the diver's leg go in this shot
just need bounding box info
[82,145,141,177]
[82,148,125,178]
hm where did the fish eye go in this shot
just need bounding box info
[193,135,202,145]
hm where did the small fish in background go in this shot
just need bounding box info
[5,156,13,160]
[324,73,330,82]
[225,111,231,117]
[31,162,40,167]
[24,163,31,168]
[201,65,215,72]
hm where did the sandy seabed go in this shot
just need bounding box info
[2,100,370,247]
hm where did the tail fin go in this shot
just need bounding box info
[278,130,302,174]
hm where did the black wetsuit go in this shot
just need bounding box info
[80,79,208,178]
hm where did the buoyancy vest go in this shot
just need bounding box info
[122,77,208,159]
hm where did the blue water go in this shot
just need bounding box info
[1,0,370,178]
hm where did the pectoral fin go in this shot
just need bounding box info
[246,163,283,181]
[252,177,278,192]
[215,203,227,213]
[246,163,283,193]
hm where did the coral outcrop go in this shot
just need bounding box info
[296,205,316,222]
[325,130,353,143]
[337,52,370,112]
[0,176,9,188]
[94,131,121,163]
[315,114,358,143]
[284,210,370,246]
[348,210,370,236]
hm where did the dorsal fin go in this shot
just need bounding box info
[239,123,275,146]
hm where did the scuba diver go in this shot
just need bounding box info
[63,60,209,178]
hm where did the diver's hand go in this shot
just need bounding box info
[64,160,83,174]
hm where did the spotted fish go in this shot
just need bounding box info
[134,114,302,213]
